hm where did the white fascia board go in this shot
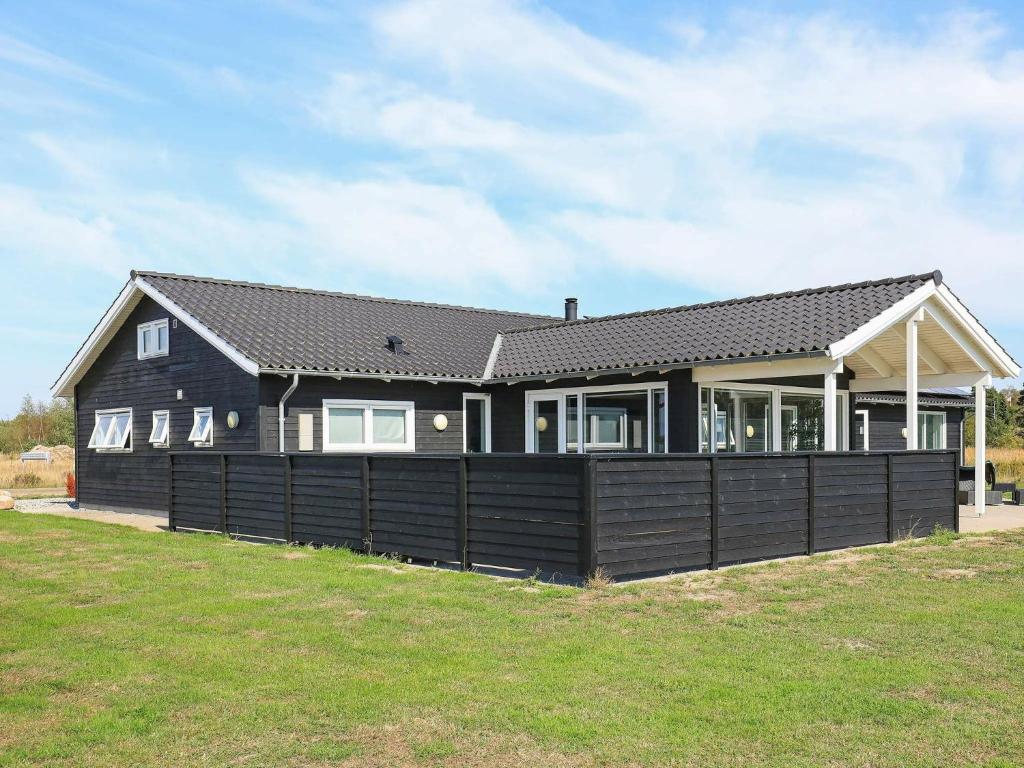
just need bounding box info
[933,284,1019,378]
[51,280,139,398]
[828,281,938,360]
[849,372,992,392]
[134,276,260,377]
[262,368,482,384]
[691,355,837,383]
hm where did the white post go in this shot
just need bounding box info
[823,357,841,451]
[905,311,922,450]
[975,383,986,518]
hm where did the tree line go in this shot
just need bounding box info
[0,396,75,454]
[965,385,1024,448]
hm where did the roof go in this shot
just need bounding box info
[855,388,974,408]
[133,272,555,379]
[490,273,938,379]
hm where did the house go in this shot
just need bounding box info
[52,269,1018,517]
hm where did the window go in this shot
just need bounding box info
[150,410,169,447]
[137,319,169,359]
[188,407,213,447]
[88,408,132,450]
[700,384,849,453]
[463,393,491,453]
[323,400,415,452]
[918,411,946,450]
[526,383,667,454]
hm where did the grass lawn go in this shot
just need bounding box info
[2,512,1023,767]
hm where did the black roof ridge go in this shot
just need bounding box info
[500,270,942,335]
[132,270,558,321]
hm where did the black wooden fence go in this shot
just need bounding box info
[168,450,958,580]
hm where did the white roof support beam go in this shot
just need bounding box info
[692,355,835,383]
[975,383,987,518]
[857,345,893,378]
[892,324,947,375]
[905,310,922,450]
[849,371,992,392]
[824,357,842,451]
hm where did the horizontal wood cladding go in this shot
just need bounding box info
[466,456,585,576]
[259,376,474,453]
[77,296,260,514]
[164,450,957,581]
[856,403,964,459]
[594,458,711,578]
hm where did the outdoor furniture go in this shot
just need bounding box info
[958,462,1008,506]
[19,451,51,464]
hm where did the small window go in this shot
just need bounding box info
[150,410,169,447]
[323,400,415,452]
[918,411,946,450]
[188,407,214,447]
[88,408,133,451]
[137,319,169,359]
[463,393,491,453]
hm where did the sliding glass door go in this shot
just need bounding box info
[526,383,668,454]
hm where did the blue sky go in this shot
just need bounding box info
[2,0,1023,417]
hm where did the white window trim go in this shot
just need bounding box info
[698,382,851,453]
[918,410,947,450]
[855,409,870,451]
[188,407,214,447]
[524,381,668,454]
[150,410,170,447]
[322,399,416,452]
[88,407,133,452]
[462,392,491,453]
[137,318,169,360]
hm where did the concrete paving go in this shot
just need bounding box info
[959,504,1024,533]
[13,497,168,532]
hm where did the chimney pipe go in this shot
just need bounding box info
[564,297,578,321]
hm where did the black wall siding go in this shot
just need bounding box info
[855,403,964,459]
[259,375,475,453]
[76,296,260,515]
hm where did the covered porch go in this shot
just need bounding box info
[692,277,1019,516]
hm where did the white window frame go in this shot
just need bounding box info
[88,407,133,452]
[150,410,170,447]
[462,393,491,453]
[698,382,851,453]
[137,318,169,360]
[188,407,214,447]
[855,409,870,451]
[322,399,416,452]
[918,410,947,450]
[524,381,668,454]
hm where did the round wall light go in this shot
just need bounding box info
[432,414,449,432]
[226,411,240,429]
[901,427,908,439]
[745,425,755,439]
[535,416,549,432]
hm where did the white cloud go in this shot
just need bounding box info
[0,33,137,98]
[247,170,568,291]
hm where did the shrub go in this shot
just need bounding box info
[13,473,42,488]
[65,472,76,498]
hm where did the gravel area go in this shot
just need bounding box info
[12,498,168,532]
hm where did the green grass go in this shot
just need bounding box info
[2,512,1024,767]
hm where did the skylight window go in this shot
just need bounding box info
[188,407,213,447]
[88,408,133,450]
[137,319,169,359]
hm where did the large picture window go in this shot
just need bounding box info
[323,400,415,452]
[88,408,133,451]
[700,384,848,453]
[526,383,667,454]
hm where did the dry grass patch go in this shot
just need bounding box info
[0,451,73,489]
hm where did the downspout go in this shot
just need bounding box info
[278,373,300,453]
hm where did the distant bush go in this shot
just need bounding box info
[13,473,42,488]
[65,472,76,498]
